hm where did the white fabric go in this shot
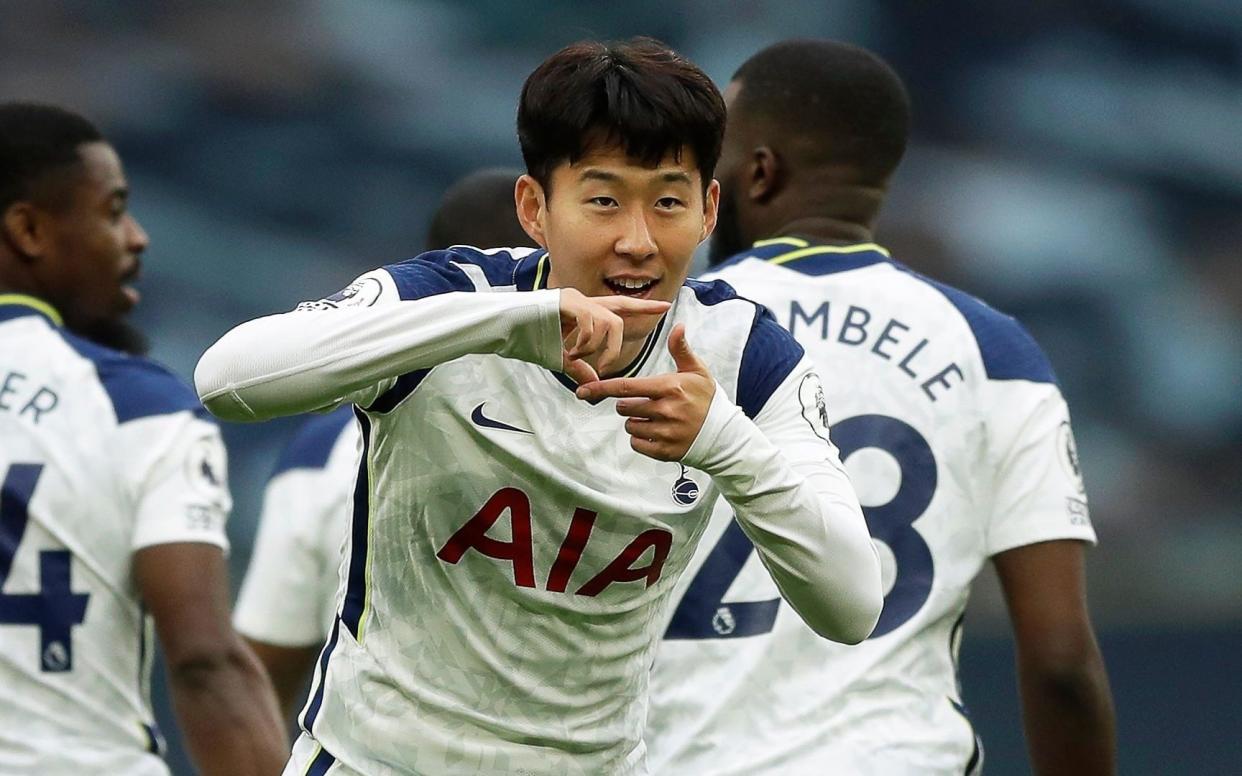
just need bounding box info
[194,247,879,775]
[0,307,230,775]
[233,415,359,647]
[645,245,1096,775]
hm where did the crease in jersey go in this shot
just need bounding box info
[0,293,63,326]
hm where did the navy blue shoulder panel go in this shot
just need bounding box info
[60,332,209,424]
[384,247,541,299]
[900,268,1057,384]
[686,279,805,419]
[271,405,356,477]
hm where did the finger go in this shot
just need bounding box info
[597,312,623,373]
[615,398,661,419]
[624,417,666,439]
[598,296,672,318]
[668,323,707,374]
[571,312,595,358]
[576,375,670,401]
[630,435,675,462]
[563,353,599,386]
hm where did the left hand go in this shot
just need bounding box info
[575,323,716,461]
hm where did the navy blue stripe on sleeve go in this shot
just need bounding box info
[685,278,805,419]
[737,304,806,419]
[384,247,541,299]
[898,267,1057,385]
[60,332,209,424]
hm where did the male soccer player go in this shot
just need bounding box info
[646,40,1117,775]
[233,167,539,717]
[0,103,286,775]
[196,39,882,775]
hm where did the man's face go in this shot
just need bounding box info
[708,80,749,265]
[38,142,149,352]
[524,142,719,343]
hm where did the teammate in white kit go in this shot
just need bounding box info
[0,103,285,775]
[233,167,538,717]
[646,40,1117,775]
[196,39,882,775]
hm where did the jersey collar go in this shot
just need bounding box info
[715,236,891,274]
[0,294,63,327]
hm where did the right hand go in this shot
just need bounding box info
[559,288,670,384]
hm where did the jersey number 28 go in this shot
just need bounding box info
[665,414,935,641]
[1,463,89,671]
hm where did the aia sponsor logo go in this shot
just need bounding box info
[436,487,672,596]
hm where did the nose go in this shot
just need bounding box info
[614,209,657,260]
[125,214,149,254]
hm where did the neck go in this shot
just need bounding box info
[773,215,873,245]
[765,175,884,246]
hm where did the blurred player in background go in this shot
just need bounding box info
[196,38,881,775]
[0,103,285,775]
[233,166,537,717]
[646,40,1116,775]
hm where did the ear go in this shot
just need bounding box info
[700,178,720,243]
[1,202,47,261]
[749,146,782,204]
[514,174,548,249]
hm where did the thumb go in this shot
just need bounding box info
[668,323,706,374]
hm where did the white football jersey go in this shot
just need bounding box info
[234,406,358,647]
[0,295,231,775]
[195,246,880,776]
[646,239,1097,775]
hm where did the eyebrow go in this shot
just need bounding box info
[578,169,693,186]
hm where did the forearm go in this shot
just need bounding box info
[1018,646,1116,775]
[169,644,289,775]
[195,289,562,421]
[684,388,882,643]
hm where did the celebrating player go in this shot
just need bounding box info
[196,38,881,775]
[646,40,1117,775]
[233,166,538,718]
[0,103,286,775]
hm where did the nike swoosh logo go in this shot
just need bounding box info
[471,403,533,435]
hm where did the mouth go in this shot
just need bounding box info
[603,276,660,299]
[119,263,141,308]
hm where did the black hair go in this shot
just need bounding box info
[0,102,103,211]
[517,37,725,192]
[732,39,910,184]
[425,168,536,251]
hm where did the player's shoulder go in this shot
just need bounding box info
[57,330,210,424]
[381,246,547,298]
[894,267,1057,385]
[679,278,806,419]
[272,405,357,478]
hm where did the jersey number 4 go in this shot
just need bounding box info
[665,414,935,641]
[1,463,89,671]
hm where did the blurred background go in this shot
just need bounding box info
[3,0,1239,772]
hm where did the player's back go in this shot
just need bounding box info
[0,296,226,775]
[647,239,1094,775]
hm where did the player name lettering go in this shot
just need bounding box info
[788,301,963,401]
[0,369,59,424]
[436,487,672,597]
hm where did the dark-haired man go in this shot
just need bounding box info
[196,38,881,775]
[647,39,1116,775]
[0,102,286,774]
[232,167,539,719]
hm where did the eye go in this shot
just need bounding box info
[656,197,685,210]
[588,196,618,208]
